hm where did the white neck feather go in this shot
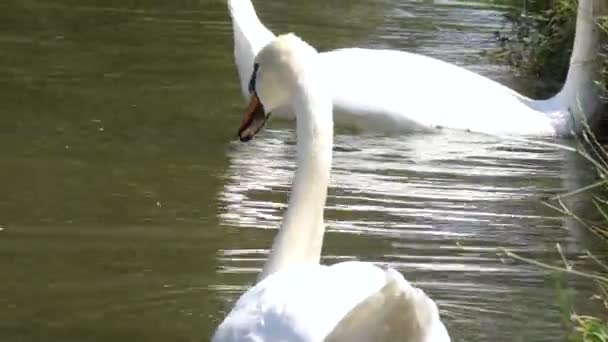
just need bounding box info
[550,0,606,127]
[228,0,276,101]
[258,77,334,282]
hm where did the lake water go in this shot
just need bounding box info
[0,0,606,341]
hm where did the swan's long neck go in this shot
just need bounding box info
[258,78,333,282]
[227,0,276,101]
[550,0,606,127]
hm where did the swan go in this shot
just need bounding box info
[212,34,450,342]
[228,0,605,136]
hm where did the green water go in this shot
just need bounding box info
[0,0,605,341]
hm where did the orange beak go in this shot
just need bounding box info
[238,95,269,142]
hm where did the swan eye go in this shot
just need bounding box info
[248,63,260,95]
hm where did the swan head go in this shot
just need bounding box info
[238,33,318,142]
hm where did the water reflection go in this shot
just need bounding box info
[217,128,602,341]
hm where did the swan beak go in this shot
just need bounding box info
[238,95,269,142]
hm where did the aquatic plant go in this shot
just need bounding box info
[502,119,608,341]
[490,0,607,98]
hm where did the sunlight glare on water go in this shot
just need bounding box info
[218,129,602,341]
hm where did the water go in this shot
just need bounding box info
[0,0,605,341]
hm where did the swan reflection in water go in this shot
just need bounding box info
[215,127,601,341]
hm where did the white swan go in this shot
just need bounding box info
[212,34,450,342]
[228,0,605,136]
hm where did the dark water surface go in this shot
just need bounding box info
[0,0,605,341]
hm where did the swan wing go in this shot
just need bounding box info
[212,262,449,342]
[325,269,450,342]
[212,262,387,341]
[322,48,557,135]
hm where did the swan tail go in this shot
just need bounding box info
[324,268,450,342]
[227,0,276,100]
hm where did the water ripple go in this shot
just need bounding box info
[217,128,598,341]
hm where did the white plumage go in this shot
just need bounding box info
[214,262,448,342]
[228,0,605,136]
[213,34,450,342]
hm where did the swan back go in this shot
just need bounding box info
[212,262,449,342]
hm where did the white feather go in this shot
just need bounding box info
[213,263,448,342]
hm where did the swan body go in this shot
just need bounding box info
[213,34,449,342]
[228,0,605,136]
[324,48,559,135]
[213,262,448,342]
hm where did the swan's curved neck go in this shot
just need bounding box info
[259,78,334,282]
[228,0,276,101]
[550,0,606,127]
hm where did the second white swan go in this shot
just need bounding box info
[212,34,450,342]
[228,0,605,136]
